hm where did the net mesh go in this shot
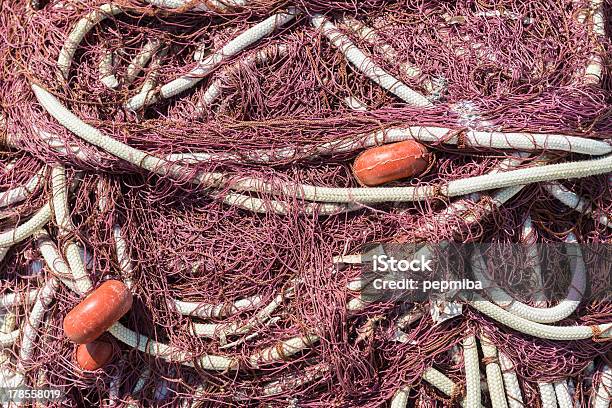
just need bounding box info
[0,0,610,406]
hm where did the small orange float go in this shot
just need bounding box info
[76,341,113,371]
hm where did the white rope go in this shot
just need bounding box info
[220,193,358,215]
[167,126,607,168]
[479,334,509,408]
[174,295,263,319]
[583,0,605,84]
[145,0,247,12]
[0,312,16,365]
[422,367,466,407]
[0,330,19,347]
[311,15,431,108]
[113,225,134,289]
[0,290,39,309]
[472,233,585,323]
[57,3,123,79]
[33,125,103,163]
[34,83,611,210]
[422,367,456,396]
[34,86,191,178]
[36,232,80,294]
[124,39,162,85]
[554,380,574,408]
[126,46,168,108]
[33,84,357,215]
[124,368,152,407]
[126,9,297,109]
[498,352,525,408]
[194,43,289,115]
[594,364,611,408]
[230,153,612,203]
[248,333,319,368]
[49,166,74,232]
[0,167,45,209]
[520,215,547,307]
[132,368,150,394]
[218,317,280,350]
[108,322,238,371]
[191,287,292,343]
[544,182,611,228]
[261,364,328,396]
[50,166,93,293]
[0,203,51,247]
[17,277,58,365]
[99,48,119,89]
[105,370,122,406]
[538,382,558,408]
[468,295,610,341]
[339,16,423,80]
[390,386,411,408]
[463,335,482,408]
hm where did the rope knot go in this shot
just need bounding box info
[482,356,499,365]
[450,382,465,405]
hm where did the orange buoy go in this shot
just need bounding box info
[63,280,132,344]
[352,140,431,186]
[76,341,113,371]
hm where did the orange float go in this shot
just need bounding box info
[76,341,113,371]
[63,280,132,344]
[352,141,431,186]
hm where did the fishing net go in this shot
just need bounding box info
[0,0,610,406]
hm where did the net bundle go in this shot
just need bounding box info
[0,0,610,406]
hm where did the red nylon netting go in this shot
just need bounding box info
[0,0,610,406]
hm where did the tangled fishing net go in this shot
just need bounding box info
[0,0,611,406]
